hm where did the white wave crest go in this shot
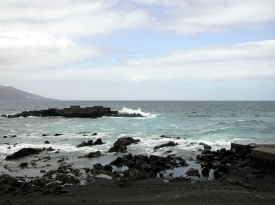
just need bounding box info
[119,107,156,118]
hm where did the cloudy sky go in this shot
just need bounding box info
[1,0,275,100]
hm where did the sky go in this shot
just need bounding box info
[0,0,275,100]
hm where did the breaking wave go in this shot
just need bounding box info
[119,107,157,118]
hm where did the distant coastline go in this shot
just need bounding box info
[0,85,58,101]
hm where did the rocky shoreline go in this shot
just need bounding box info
[1,135,274,200]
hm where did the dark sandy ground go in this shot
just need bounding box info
[1,171,275,205]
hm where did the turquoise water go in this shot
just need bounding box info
[0,101,274,167]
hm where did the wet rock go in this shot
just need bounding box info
[169,176,190,182]
[252,168,265,174]
[43,182,63,195]
[44,141,50,144]
[164,150,173,154]
[154,141,178,150]
[110,157,123,166]
[178,159,188,166]
[82,151,102,158]
[54,133,62,136]
[42,134,47,136]
[93,163,103,170]
[76,138,104,147]
[93,138,104,145]
[114,137,140,146]
[108,144,127,153]
[186,168,200,178]
[3,136,7,138]
[47,147,55,151]
[55,174,80,185]
[203,144,212,150]
[160,134,171,138]
[202,167,210,177]
[76,141,89,147]
[19,162,28,168]
[92,133,97,136]
[5,148,43,160]
[40,170,46,173]
[11,135,17,138]
[1,114,7,118]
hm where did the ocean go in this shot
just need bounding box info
[0,101,274,178]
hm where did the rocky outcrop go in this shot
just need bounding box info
[154,141,178,150]
[5,148,44,160]
[108,144,127,153]
[6,105,145,118]
[114,137,140,146]
[80,151,102,158]
[108,137,140,153]
[76,138,104,147]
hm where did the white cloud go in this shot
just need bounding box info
[3,40,274,83]
[132,0,275,35]
[0,32,104,70]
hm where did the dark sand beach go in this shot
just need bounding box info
[1,176,275,205]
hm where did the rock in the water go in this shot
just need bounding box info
[108,144,127,153]
[154,141,178,150]
[186,168,201,178]
[5,148,43,160]
[1,115,7,118]
[160,134,171,138]
[202,167,209,177]
[76,141,88,147]
[19,162,28,168]
[82,151,102,158]
[114,137,140,146]
[54,133,62,136]
[93,138,103,145]
[46,147,55,151]
[44,141,50,144]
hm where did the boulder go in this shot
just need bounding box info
[1,114,7,118]
[93,138,104,145]
[114,137,140,146]
[5,148,43,160]
[108,144,127,153]
[82,151,102,158]
[202,167,210,177]
[44,141,50,144]
[76,141,88,147]
[154,141,178,150]
[186,168,200,178]
[19,162,28,168]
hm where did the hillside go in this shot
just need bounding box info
[0,85,57,100]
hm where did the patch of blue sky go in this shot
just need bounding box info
[72,26,275,67]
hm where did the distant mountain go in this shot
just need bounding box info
[0,85,58,101]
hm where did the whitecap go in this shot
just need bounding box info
[119,107,157,118]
